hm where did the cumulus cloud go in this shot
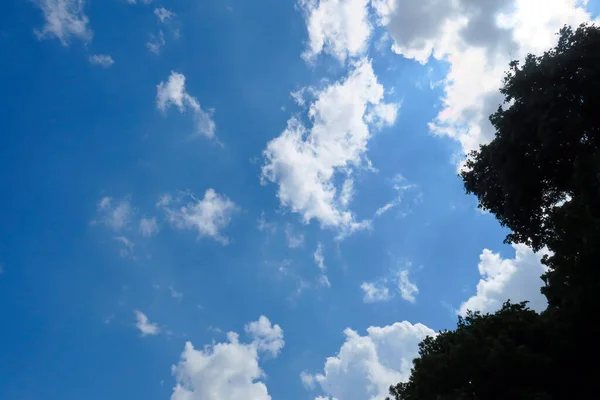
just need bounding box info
[139,217,159,237]
[88,54,114,67]
[156,71,217,140]
[160,189,238,245]
[459,244,550,315]
[305,321,435,399]
[261,58,398,235]
[373,0,597,158]
[361,281,391,303]
[96,196,132,231]
[361,266,418,303]
[170,316,283,400]
[299,0,372,63]
[154,7,175,23]
[33,0,92,46]
[397,270,418,303]
[244,316,285,357]
[134,310,160,336]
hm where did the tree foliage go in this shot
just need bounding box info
[388,24,600,400]
[388,303,553,400]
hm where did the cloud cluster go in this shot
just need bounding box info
[261,58,398,234]
[459,244,550,315]
[304,321,435,400]
[300,0,596,160]
[361,268,418,303]
[373,0,596,157]
[33,0,92,46]
[300,0,372,63]
[159,189,239,245]
[170,316,283,400]
[88,54,114,68]
[134,310,160,336]
[96,196,132,231]
[156,71,217,140]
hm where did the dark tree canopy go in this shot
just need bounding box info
[387,303,554,400]
[389,24,600,400]
[461,23,600,315]
[461,24,600,253]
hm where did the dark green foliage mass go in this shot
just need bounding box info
[388,24,600,400]
[388,303,553,400]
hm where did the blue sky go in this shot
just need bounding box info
[0,1,597,399]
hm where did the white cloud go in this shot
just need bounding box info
[244,316,285,357]
[88,54,114,67]
[360,282,390,303]
[156,71,217,140]
[134,310,160,336]
[127,0,152,4]
[285,224,305,248]
[160,189,238,245]
[306,321,435,400]
[147,30,166,55]
[299,0,372,63]
[313,242,331,288]
[261,58,398,235]
[374,202,394,217]
[339,177,354,207]
[33,0,92,46]
[374,0,596,158]
[139,217,159,237]
[397,270,418,303]
[459,244,550,315]
[170,317,283,400]
[314,242,326,271]
[155,7,174,23]
[96,196,132,231]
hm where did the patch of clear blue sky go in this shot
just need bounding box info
[0,0,569,399]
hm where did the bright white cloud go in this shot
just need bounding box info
[360,282,390,303]
[156,71,217,139]
[374,0,596,158]
[96,196,132,231]
[160,189,238,245]
[459,244,550,315]
[300,0,372,63]
[285,224,305,248]
[397,270,418,303]
[134,310,160,336]
[244,316,285,357]
[139,217,159,237]
[33,0,92,46]
[261,58,398,235]
[155,7,174,23]
[170,317,283,400]
[306,321,435,400]
[88,54,114,67]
